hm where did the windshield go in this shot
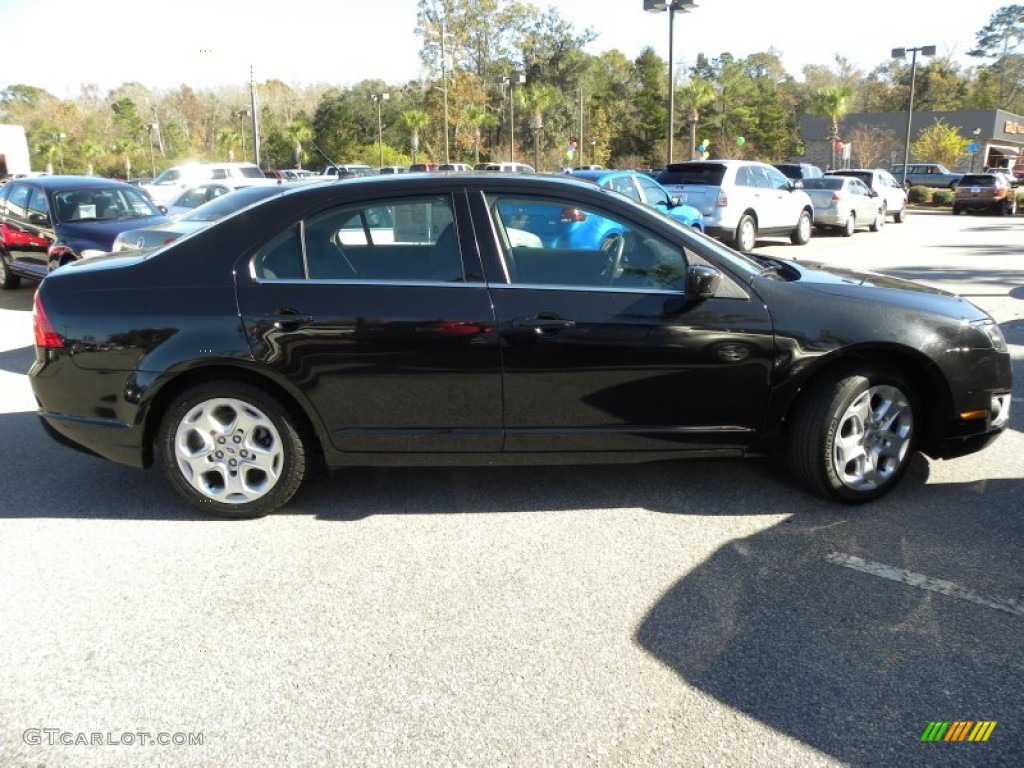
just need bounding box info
[180,186,283,222]
[656,163,725,186]
[53,186,162,223]
[803,178,845,190]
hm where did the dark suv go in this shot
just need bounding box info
[0,175,169,288]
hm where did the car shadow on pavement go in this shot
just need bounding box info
[0,412,216,521]
[0,345,34,375]
[634,477,1024,766]
[0,286,35,311]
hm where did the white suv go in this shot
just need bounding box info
[140,162,265,205]
[656,160,814,252]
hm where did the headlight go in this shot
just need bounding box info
[970,318,1008,353]
[80,249,109,259]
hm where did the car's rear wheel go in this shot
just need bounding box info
[789,366,917,503]
[870,205,885,232]
[790,210,812,245]
[840,213,855,237]
[952,205,962,215]
[157,380,309,518]
[735,214,757,252]
[1002,197,1017,216]
[0,254,21,290]
[894,205,906,223]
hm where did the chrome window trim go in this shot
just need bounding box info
[487,282,682,296]
[250,277,484,288]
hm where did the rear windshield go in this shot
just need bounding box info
[180,185,282,222]
[238,166,268,178]
[958,175,998,186]
[829,171,872,185]
[655,163,726,186]
[803,178,844,190]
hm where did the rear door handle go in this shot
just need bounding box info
[263,310,314,330]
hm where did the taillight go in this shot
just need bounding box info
[560,207,587,223]
[831,193,842,202]
[33,292,64,348]
[716,191,728,208]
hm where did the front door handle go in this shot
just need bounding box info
[512,314,576,333]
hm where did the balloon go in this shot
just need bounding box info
[702,139,709,148]
[702,151,710,159]
[697,143,706,153]
[736,136,745,146]
[570,141,578,148]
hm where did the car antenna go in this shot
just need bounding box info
[308,139,339,174]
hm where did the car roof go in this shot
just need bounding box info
[12,175,138,190]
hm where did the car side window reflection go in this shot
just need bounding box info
[252,196,464,283]
[487,194,687,291]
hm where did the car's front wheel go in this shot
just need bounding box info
[840,213,856,237]
[734,214,757,252]
[894,205,906,223]
[157,380,309,518]
[790,210,812,245]
[789,366,917,503]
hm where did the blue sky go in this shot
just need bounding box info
[0,0,1009,96]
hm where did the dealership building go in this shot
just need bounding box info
[799,108,1024,172]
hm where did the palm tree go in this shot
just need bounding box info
[521,83,560,171]
[676,78,716,160]
[402,109,431,164]
[216,128,241,162]
[463,105,495,163]
[283,120,314,169]
[808,85,852,170]
[78,141,103,176]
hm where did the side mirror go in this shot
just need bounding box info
[792,180,804,190]
[685,264,721,300]
[28,212,50,226]
[668,196,682,208]
[158,205,168,214]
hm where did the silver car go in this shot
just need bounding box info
[826,168,908,223]
[802,176,885,236]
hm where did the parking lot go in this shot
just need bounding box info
[1,209,1021,766]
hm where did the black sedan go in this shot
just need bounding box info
[29,173,1012,517]
[0,175,169,288]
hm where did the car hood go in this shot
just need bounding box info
[773,259,986,320]
[58,216,170,252]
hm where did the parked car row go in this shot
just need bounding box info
[25,172,1012,519]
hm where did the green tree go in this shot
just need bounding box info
[968,4,1024,110]
[808,85,851,169]
[675,78,715,161]
[216,127,241,162]
[520,83,559,170]
[911,119,970,168]
[463,104,494,162]
[402,109,431,163]
[283,120,314,168]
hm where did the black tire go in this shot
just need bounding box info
[1002,197,1017,216]
[841,213,855,237]
[869,205,885,232]
[790,210,812,245]
[734,214,756,253]
[0,254,21,290]
[157,380,309,518]
[894,205,906,223]
[788,366,918,503]
[952,205,962,216]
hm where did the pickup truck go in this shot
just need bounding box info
[890,163,962,189]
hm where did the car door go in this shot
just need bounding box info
[235,190,503,455]
[0,182,53,280]
[473,189,775,454]
[763,165,802,231]
[848,178,877,223]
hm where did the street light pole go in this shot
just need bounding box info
[371,93,390,169]
[502,74,526,162]
[891,44,935,188]
[644,1,697,166]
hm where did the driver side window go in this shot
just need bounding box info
[487,194,687,291]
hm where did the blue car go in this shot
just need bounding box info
[570,169,705,232]
[1,175,170,288]
[493,170,705,254]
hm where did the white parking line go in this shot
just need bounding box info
[825,552,1024,617]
